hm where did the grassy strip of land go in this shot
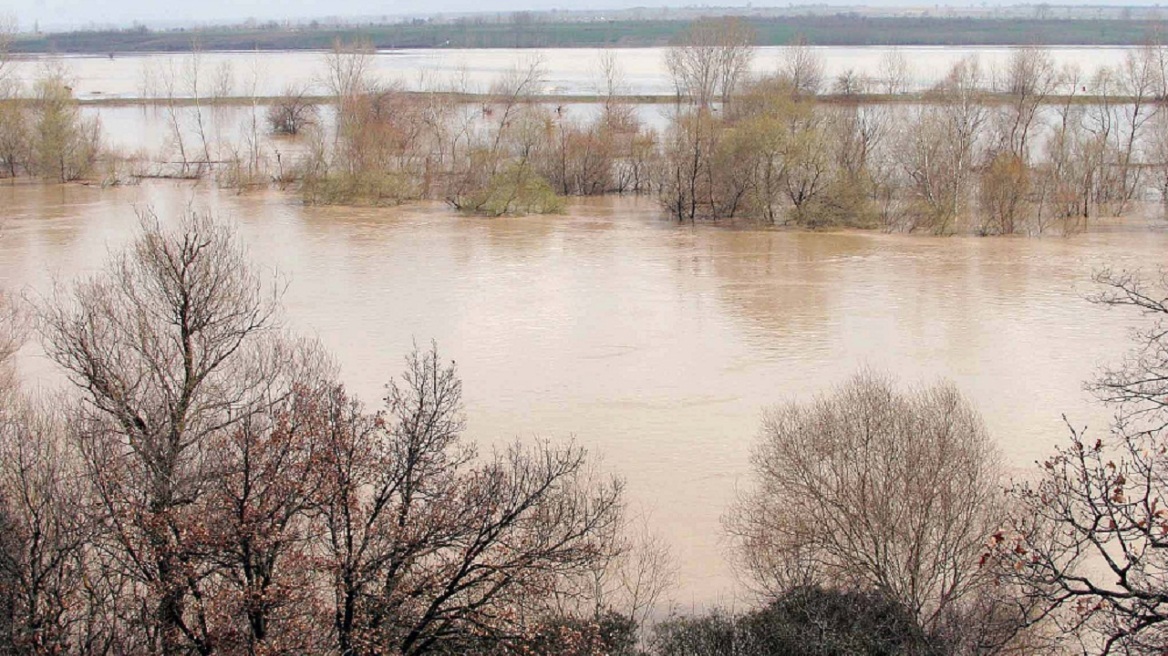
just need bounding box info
[11,15,1168,54]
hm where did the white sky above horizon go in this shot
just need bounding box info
[6,0,1168,33]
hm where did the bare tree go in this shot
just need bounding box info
[594,50,626,107]
[592,49,643,154]
[657,109,720,222]
[831,68,870,96]
[312,343,624,655]
[185,41,216,173]
[894,56,988,233]
[779,36,825,97]
[444,57,564,215]
[937,55,989,227]
[1115,44,1165,211]
[147,50,222,179]
[1088,268,1168,426]
[323,38,375,133]
[0,15,16,92]
[878,47,913,96]
[266,84,319,136]
[1035,63,1090,233]
[995,47,1060,162]
[485,55,546,169]
[727,371,1030,653]
[226,54,269,190]
[552,507,678,641]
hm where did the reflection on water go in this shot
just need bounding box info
[1,180,1165,605]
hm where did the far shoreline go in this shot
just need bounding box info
[10,15,1168,54]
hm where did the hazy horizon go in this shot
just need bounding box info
[7,0,1168,33]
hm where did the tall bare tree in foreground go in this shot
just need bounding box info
[30,210,629,655]
[996,268,1168,654]
[39,209,300,654]
[727,371,1033,653]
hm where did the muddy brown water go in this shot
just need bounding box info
[2,179,1166,606]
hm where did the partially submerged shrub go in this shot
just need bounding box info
[450,161,565,217]
[301,169,418,206]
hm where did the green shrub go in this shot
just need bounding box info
[301,170,418,206]
[454,162,565,217]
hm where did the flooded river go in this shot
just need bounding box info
[2,179,1165,605]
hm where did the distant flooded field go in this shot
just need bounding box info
[8,45,1142,99]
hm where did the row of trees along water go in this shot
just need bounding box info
[6,20,1168,233]
[6,209,1168,653]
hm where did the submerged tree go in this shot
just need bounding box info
[664,18,755,108]
[29,63,101,182]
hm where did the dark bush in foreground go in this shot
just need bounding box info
[653,586,941,656]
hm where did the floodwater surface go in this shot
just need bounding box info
[10,45,1144,99]
[2,180,1165,606]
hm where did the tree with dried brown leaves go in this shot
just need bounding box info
[313,343,625,656]
[25,209,631,656]
[996,268,1168,654]
[39,209,311,654]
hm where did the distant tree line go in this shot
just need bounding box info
[8,15,1168,53]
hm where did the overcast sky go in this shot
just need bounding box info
[6,0,1164,31]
